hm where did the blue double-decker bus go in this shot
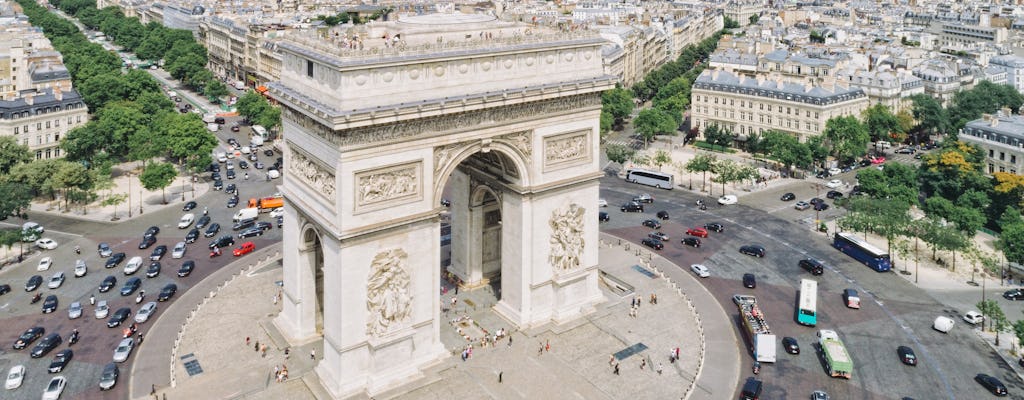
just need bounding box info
[833,232,891,272]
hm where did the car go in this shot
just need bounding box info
[782,337,799,354]
[825,179,843,189]
[35,238,58,250]
[74,260,87,277]
[254,161,265,169]
[205,223,221,237]
[30,333,61,358]
[150,245,168,261]
[209,235,235,249]
[681,237,701,247]
[105,252,126,268]
[241,146,252,155]
[185,228,200,244]
[120,277,141,296]
[264,149,275,156]
[138,236,156,249]
[800,259,825,275]
[704,222,725,232]
[739,245,765,257]
[780,192,796,201]
[135,301,157,323]
[233,241,256,256]
[656,210,670,220]
[13,327,44,349]
[177,260,195,277]
[598,198,608,207]
[227,196,240,208]
[172,242,187,259]
[642,219,662,229]
[41,376,66,400]
[42,295,58,313]
[97,242,113,257]
[107,307,132,327]
[686,227,708,238]
[231,124,240,132]
[257,221,274,231]
[0,284,8,296]
[213,180,224,191]
[717,195,737,205]
[68,301,83,319]
[869,156,886,164]
[99,275,116,293]
[146,262,161,278]
[811,391,829,400]
[158,283,178,301]
[826,190,843,199]
[895,147,915,154]
[914,153,923,160]
[690,264,710,278]
[640,238,663,250]
[975,373,1008,396]
[227,170,236,179]
[897,345,917,366]
[144,226,160,238]
[47,272,65,289]
[5,364,24,390]
[269,208,285,219]
[742,273,756,288]
[25,275,43,291]
[814,202,829,211]
[99,362,119,390]
[239,227,263,238]
[621,202,644,212]
[233,218,256,231]
[963,310,984,325]
[47,349,73,373]
[648,232,669,241]
[268,169,281,179]
[226,161,235,171]
[226,183,237,194]
[598,212,610,222]
[1005,289,1024,301]
[632,193,654,203]
[239,160,249,169]
[124,256,143,275]
[95,300,109,319]
[182,201,198,212]
[809,197,824,205]
[113,337,135,363]
[794,201,811,210]
[227,138,239,147]
[827,167,842,176]
[195,215,211,229]
[38,256,53,271]
[178,213,195,229]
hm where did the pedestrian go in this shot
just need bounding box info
[246,336,250,346]
[274,365,280,381]
[261,344,267,357]
[545,339,550,352]
[255,341,260,352]
[89,294,95,305]
[273,294,278,305]
[507,336,513,348]
[609,354,615,365]
[613,362,620,375]
[284,347,290,356]
[310,349,316,360]
[657,362,663,375]
[674,347,680,360]
[640,359,646,370]
[151,384,156,395]
[498,371,503,383]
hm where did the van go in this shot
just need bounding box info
[740,377,763,400]
[933,316,954,333]
[799,258,824,275]
[250,136,264,147]
[207,123,220,132]
[232,207,259,222]
[202,114,216,123]
[843,289,861,309]
[251,125,268,140]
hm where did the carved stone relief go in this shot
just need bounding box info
[434,142,473,177]
[288,149,337,199]
[366,248,413,337]
[543,130,591,171]
[495,131,532,164]
[355,162,422,210]
[549,203,585,273]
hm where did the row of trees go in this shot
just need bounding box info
[315,6,394,26]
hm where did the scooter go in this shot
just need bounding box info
[752,361,760,375]
[699,204,707,211]
[210,247,222,258]
[30,292,42,304]
[69,330,79,346]
[123,324,137,338]
[135,291,145,304]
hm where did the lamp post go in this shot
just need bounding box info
[127,172,133,218]
[181,175,186,202]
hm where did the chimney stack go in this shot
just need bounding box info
[53,86,62,101]
[23,93,33,105]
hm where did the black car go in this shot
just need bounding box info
[897,345,917,366]
[826,190,844,199]
[641,238,664,250]
[48,349,73,373]
[211,172,222,182]
[598,212,609,222]
[254,161,265,169]
[656,211,670,220]
[183,201,197,211]
[227,196,239,208]
[226,184,237,194]
[150,245,167,261]
[742,273,756,288]
[205,223,221,237]
[208,163,220,172]
[704,222,725,232]
[255,221,273,231]
[177,260,195,277]
[146,262,161,278]
[25,275,43,291]
[185,228,200,244]
[642,219,662,229]
[621,202,644,212]
[42,295,58,313]
[99,275,117,293]
[30,333,61,358]
[105,252,126,268]
[780,192,796,201]
[239,227,263,238]
[107,307,132,327]
[0,284,8,295]
[264,149,275,157]
[1003,289,1024,300]
[138,236,156,249]
[799,258,825,275]
[120,277,141,296]
[239,161,249,169]
[739,245,766,257]
[782,337,799,354]
[226,170,236,180]
[975,373,1008,396]
[196,215,211,229]
[814,202,830,211]
[209,235,235,249]
[276,216,283,228]
[144,226,160,238]
[232,218,255,231]
[158,283,178,301]
[13,326,44,349]
[809,198,825,205]
[213,180,224,191]
[681,237,701,247]
[632,193,654,203]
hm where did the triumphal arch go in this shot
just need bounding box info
[269,14,615,398]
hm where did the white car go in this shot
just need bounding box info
[41,376,66,400]
[35,238,58,250]
[74,260,87,277]
[47,272,65,289]
[178,213,195,229]
[4,365,24,390]
[963,310,984,325]
[112,338,135,363]
[95,300,110,319]
[135,301,157,323]
[240,146,251,154]
[37,257,53,271]
[216,153,227,163]
[827,167,842,176]
[717,195,737,205]
[269,208,285,219]
[268,169,280,179]
[171,241,187,259]
[68,302,83,319]
[124,256,144,275]
[825,179,843,189]
[598,199,608,207]
[690,264,710,278]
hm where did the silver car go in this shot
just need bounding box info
[74,260,87,277]
[124,256,143,275]
[94,300,109,319]
[99,362,119,390]
[134,301,157,323]
[68,301,82,319]
[171,241,187,259]
[112,338,134,363]
[47,271,65,289]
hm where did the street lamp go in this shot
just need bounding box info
[181,175,186,202]
[127,172,133,218]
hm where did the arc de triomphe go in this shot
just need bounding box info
[269,14,615,398]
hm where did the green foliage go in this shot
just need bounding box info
[652,150,672,171]
[999,223,1024,264]
[605,144,634,166]
[861,103,903,142]
[948,81,1024,132]
[139,162,178,203]
[749,14,760,25]
[723,16,740,29]
[702,124,735,148]
[761,130,811,170]
[822,115,870,163]
[685,153,717,192]
[909,94,950,135]
[632,32,722,101]
[602,88,634,121]
[0,136,33,175]
[600,111,614,133]
[0,182,33,218]
[854,162,919,205]
[204,80,229,102]
[633,109,677,146]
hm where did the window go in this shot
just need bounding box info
[1001,152,1006,161]
[990,149,995,157]
[67,117,72,125]
[36,123,41,130]
[1013,155,1017,164]
[76,116,81,123]
[36,135,41,145]
[307,60,314,77]
[14,127,18,134]
[54,148,59,157]
[35,151,41,159]
[54,119,59,127]
[1000,166,1006,172]
[760,103,764,110]
[45,121,50,129]
[990,164,995,173]
[54,134,59,141]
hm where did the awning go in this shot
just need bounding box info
[256,86,268,93]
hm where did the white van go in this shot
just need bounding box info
[202,114,216,124]
[933,316,954,333]
[233,207,259,222]
[252,125,268,140]
[207,123,220,132]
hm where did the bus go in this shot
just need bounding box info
[832,232,891,272]
[625,169,674,190]
[797,279,818,326]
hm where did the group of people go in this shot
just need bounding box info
[273,364,289,382]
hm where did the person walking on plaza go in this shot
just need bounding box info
[613,362,620,375]
[89,294,95,305]
[311,349,316,360]
[656,362,663,375]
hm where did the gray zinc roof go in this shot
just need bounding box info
[0,88,85,119]
[693,69,865,106]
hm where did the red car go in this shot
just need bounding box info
[869,156,886,164]
[233,242,256,256]
[686,228,708,238]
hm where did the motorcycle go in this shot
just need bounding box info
[122,324,137,338]
[695,199,704,207]
[699,204,707,211]
[210,247,221,258]
[752,361,760,375]
[135,291,145,304]
[30,292,42,304]
[69,330,79,346]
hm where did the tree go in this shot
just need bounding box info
[762,130,812,170]
[854,162,919,205]
[204,80,229,102]
[977,299,1008,345]
[909,94,950,136]
[101,193,128,221]
[236,91,269,123]
[601,88,635,122]
[606,144,633,166]
[723,16,740,29]
[51,161,93,212]
[822,116,870,163]
[634,108,676,147]
[999,222,1024,264]
[600,110,614,133]
[0,136,33,175]
[861,103,902,142]
[703,124,735,148]
[749,14,760,25]
[652,150,672,171]
[685,153,717,192]
[139,162,177,204]
[0,182,33,219]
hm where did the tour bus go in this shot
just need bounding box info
[797,279,818,326]
[625,169,674,190]
[832,232,892,272]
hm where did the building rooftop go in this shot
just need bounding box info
[694,69,865,106]
[0,88,85,118]
[964,114,1024,142]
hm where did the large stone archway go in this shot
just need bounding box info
[270,18,614,399]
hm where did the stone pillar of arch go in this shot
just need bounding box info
[274,205,321,343]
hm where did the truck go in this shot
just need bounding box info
[817,329,853,379]
[735,295,777,363]
[248,196,284,212]
[232,207,259,222]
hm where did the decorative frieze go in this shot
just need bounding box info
[549,203,585,273]
[543,130,591,171]
[355,162,422,211]
[288,149,336,199]
[366,248,413,337]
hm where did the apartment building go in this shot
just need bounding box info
[0,87,88,159]
[960,111,1024,175]
[990,55,1024,94]
[600,25,667,87]
[837,68,924,113]
[912,58,977,106]
[939,21,1008,49]
[690,69,869,142]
